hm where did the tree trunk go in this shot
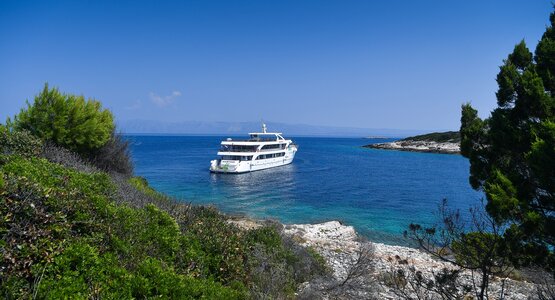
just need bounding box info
[478,268,489,300]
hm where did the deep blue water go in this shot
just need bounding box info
[128,135,483,246]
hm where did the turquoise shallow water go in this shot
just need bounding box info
[128,135,483,246]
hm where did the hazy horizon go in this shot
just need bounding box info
[1,1,552,131]
[118,119,439,137]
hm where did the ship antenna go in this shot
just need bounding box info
[262,122,267,133]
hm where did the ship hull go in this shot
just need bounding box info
[210,150,296,173]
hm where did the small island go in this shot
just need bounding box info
[364,131,461,154]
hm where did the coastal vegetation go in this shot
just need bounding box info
[0,86,328,298]
[399,131,460,143]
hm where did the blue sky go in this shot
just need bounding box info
[0,1,552,131]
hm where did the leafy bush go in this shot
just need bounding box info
[181,206,249,284]
[130,257,247,299]
[35,242,246,299]
[36,242,132,299]
[128,176,169,201]
[0,125,42,157]
[244,222,330,299]
[0,156,251,298]
[0,171,71,291]
[11,83,114,154]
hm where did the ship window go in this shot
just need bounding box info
[261,144,282,150]
[223,145,257,152]
[222,155,243,160]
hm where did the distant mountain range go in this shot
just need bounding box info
[118,120,438,138]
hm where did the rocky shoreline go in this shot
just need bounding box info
[231,219,539,299]
[364,140,460,154]
[284,221,538,299]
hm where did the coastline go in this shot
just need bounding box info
[231,218,537,299]
[364,140,460,154]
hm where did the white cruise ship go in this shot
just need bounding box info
[210,124,298,173]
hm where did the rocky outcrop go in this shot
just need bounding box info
[364,131,461,154]
[282,221,537,299]
[365,140,460,154]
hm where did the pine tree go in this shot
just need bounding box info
[460,8,555,273]
[12,83,114,154]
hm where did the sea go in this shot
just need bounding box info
[128,135,483,246]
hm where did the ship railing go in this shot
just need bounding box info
[224,138,278,142]
[258,148,286,152]
[219,148,286,153]
[219,147,257,152]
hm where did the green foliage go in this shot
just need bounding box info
[0,156,249,298]
[0,150,322,298]
[401,131,460,143]
[0,156,114,288]
[11,83,114,154]
[245,224,284,250]
[535,9,555,93]
[452,232,505,270]
[36,242,132,299]
[8,83,133,175]
[109,204,181,267]
[36,241,245,299]
[129,176,169,201]
[460,8,555,273]
[0,125,42,158]
[130,257,246,299]
[182,206,249,284]
[244,226,297,298]
[306,246,327,271]
[1,89,327,297]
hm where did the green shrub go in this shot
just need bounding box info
[245,224,283,250]
[109,204,181,268]
[11,83,114,154]
[0,156,113,287]
[36,242,132,299]
[0,155,251,298]
[129,176,168,201]
[0,156,114,221]
[245,226,297,298]
[0,125,42,157]
[245,224,330,298]
[131,258,247,299]
[306,246,328,272]
[183,206,249,284]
